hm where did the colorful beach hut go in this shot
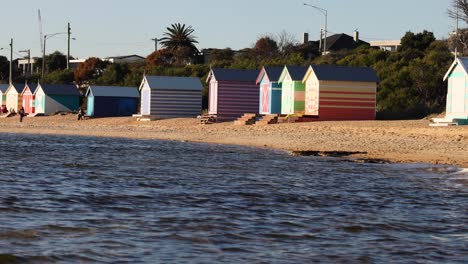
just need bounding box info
[34,83,81,115]
[86,86,140,117]
[302,65,379,120]
[256,66,283,115]
[279,66,308,115]
[207,68,260,120]
[5,83,24,113]
[0,84,8,107]
[139,75,203,118]
[441,57,468,124]
[21,83,37,114]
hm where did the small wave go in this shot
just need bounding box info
[43,224,92,233]
[451,168,468,175]
[0,229,40,239]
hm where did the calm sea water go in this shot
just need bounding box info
[0,133,466,263]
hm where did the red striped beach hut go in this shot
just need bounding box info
[21,83,37,114]
[303,65,379,120]
[207,68,260,121]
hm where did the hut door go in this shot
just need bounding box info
[35,94,44,113]
[261,84,269,114]
[451,77,465,113]
[87,96,94,116]
[141,89,150,115]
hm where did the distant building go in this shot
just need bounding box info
[69,59,86,70]
[17,58,37,75]
[370,40,401,52]
[104,55,145,64]
[304,31,369,54]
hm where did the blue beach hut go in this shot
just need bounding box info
[86,86,140,117]
[256,66,283,115]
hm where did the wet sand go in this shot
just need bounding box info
[0,115,467,167]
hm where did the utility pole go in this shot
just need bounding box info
[319,29,323,54]
[67,22,71,70]
[9,38,13,85]
[42,35,46,79]
[151,38,160,52]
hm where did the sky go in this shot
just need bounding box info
[0,0,458,60]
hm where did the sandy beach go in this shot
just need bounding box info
[0,114,466,167]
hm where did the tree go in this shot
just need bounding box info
[74,57,108,86]
[160,23,199,64]
[43,69,74,84]
[96,63,130,86]
[447,28,468,55]
[448,0,468,23]
[0,56,8,81]
[146,48,174,67]
[252,36,279,59]
[400,31,436,52]
[276,30,298,56]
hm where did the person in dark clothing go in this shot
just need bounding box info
[77,108,84,120]
[18,107,25,122]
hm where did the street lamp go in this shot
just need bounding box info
[303,3,328,55]
[42,32,67,79]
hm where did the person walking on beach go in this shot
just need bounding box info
[77,108,84,120]
[18,107,25,122]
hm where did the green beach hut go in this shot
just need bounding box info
[279,66,308,115]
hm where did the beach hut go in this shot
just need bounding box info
[278,66,308,115]
[0,84,8,107]
[256,66,283,115]
[86,85,140,117]
[34,83,81,115]
[440,57,468,124]
[5,83,24,112]
[21,83,37,114]
[207,68,260,120]
[139,75,203,118]
[302,65,379,120]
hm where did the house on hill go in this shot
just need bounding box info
[139,75,203,118]
[21,83,37,114]
[207,68,260,120]
[34,84,81,115]
[86,86,140,117]
[256,66,283,115]
[303,64,379,120]
[322,32,369,52]
[279,66,308,115]
[437,57,468,125]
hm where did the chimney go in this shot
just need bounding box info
[353,30,359,42]
[303,33,309,44]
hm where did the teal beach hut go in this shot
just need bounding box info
[441,57,468,125]
[256,66,283,115]
[0,84,8,107]
[34,83,81,115]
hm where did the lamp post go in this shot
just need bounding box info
[42,32,67,79]
[19,49,31,76]
[303,3,328,55]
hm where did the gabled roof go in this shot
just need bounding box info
[305,65,379,83]
[207,68,260,83]
[105,55,145,60]
[279,66,308,82]
[143,76,203,91]
[443,57,468,81]
[256,66,283,84]
[0,84,9,93]
[5,83,24,94]
[36,84,80,96]
[86,86,140,98]
[22,83,38,95]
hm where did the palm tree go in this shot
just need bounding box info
[160,23,199,64]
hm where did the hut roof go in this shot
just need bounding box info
[279,66,308,82]
[256,66,283,84]
[6,83,24,93]
[87,86,140,98]
[144,76,203,91]
[443,57,468,81]
[38,84,80,96]
[0,84,9,93]
[307,65,379,83]
[208,68,260,82]
[22,83,38,94]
